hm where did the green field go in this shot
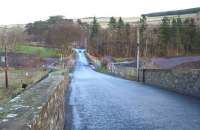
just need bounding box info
[16,44,59,58]
[0,68,48,105]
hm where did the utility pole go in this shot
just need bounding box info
[136,27,140,81]
[4,27,8,88]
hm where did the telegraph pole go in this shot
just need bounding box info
[136,27,140,81]
[4,27,8,88]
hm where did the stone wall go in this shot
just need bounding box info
[107,64,200,98]
[31,77,67,130]
[144,69,200,98]
[0,71,68,130]
[107,65,138,80]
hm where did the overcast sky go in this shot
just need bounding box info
[0,0,200,25]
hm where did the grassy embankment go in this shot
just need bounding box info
[88,55,108,73]
[0,44,59,105]
[96,66,107,73]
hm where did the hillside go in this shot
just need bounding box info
[79,17,139,28]
[143,7,200,17]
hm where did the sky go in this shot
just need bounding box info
[0,0,200,25]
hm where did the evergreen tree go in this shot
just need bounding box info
[176,16,182,28]
[140,15,147,33]
[140,15,148,56]
[183,18,190,54]
[125,23,131,56]
[188,18,196,46]
[171,18,177,34]
[90,17,100,39]
[125,23,131,35]
[195,26,200,52]
[77,19,82,25]
[116,17,125,56]
[88,17,101,56]
[171,18,177,49]
[108,17,117,30]
[159,17,171,55]
[183,18,197,54]
[175,16,183,55]
[117,17,124,29]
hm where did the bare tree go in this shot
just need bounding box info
[47,21,82,59]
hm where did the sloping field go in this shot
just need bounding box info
[150,56,200,69]
[112,56,200,69]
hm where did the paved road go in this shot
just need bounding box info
[64,49,200,130]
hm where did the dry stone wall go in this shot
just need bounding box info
[0,71,68,130]
[31,78,67,130]
[144,69,200,98]
[107,64,200,98]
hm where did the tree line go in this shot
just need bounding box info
[86,16,200,58]
[25,15,83,56]
[0,15,83,57]
[151,16,200,56]
[5,15,198,58]
[87,17,137,57]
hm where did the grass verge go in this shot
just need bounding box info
[16,44,59,58]
[96,66,108,73]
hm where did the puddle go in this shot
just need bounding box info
[6,114,17,118]
[2,119,8,122]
